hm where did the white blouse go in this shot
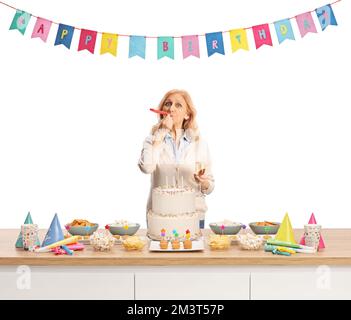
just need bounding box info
[138,129,215,219]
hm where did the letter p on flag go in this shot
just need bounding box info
[78,29,97,54]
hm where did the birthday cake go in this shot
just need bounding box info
[147,186,201,240]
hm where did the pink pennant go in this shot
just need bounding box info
[182,35,200,59]
[300,213,326,249]
[296,12,317,38]
[31,17,52,42]
[252,24,272,49]
[78,29,97,54]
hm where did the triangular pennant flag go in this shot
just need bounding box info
[205,32,225,57]
[275,213,296,244]
[100,33,118,56]
[252,24,273,49]
[54,24,74,49]
[9,10,31,35]
[15,212,40,248]
[182,35,200,59]
[41,213,64,247]
[229,29,249,52]
[299,213,326,249]
[31,17,52,42]
[296,12,317,38]
[316,5,338,31]
[78,29,97,54]
[274,19,295,44]
[129,35,146,59]
[157,36,174,60]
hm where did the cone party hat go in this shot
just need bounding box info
[41,213,64,247]
[299,213,325,249]
[15,212,40,248]
[275,212,296,244]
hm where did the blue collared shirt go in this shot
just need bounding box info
[164,131,191,163]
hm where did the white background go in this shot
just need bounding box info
[0,0,350,229]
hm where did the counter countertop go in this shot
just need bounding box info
[1,229,350,266]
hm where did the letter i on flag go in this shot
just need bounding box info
[129,35,146,59]
[229,29,249,52]
[252,24,273,49]
[9,10,31,35]
[100,33,118,56]
[274,19,295,44]
[78,29,97,54]
[54,24,74,49]
[296,12,317,37]
[158,36,174,59]
[205,32,225,57]
[31,17,52,42]
[316,5,337,31]
[182,35,200,59]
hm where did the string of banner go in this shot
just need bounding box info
[0,0,341,59]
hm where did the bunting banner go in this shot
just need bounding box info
[0,1,342,60]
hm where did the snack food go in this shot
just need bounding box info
[254,221,278,226]
[90,230,115,251]
[122,236,146,251]
[238,233,263,250]
[208,235,231,250]
[69,219,95,227]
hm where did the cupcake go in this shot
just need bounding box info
[160,239,169,249]
[171,240,180,250]
[183,239,192,249]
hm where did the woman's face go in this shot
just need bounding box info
[162,93,189,127]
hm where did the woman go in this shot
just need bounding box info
[138,89,214,229]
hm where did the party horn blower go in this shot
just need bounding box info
[35,236,79,252]
[150,108,169,116]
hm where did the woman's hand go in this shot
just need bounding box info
[160,114,173,131]
[194,172,210,191]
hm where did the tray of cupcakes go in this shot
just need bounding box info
[149,229,204,252]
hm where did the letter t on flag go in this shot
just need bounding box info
[182,35,200,59]
[31,17,52,42]
[78,29,97,54]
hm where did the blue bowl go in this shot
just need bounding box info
[209,223,243,235]
[107,223,140,236]
[66,223,99,236]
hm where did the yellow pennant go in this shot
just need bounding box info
[229,29,249,52]
[100,33,118,56]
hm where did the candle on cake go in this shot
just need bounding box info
[183,229,192,249]
[159,228,168,249]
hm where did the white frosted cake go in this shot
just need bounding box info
[147,186,200,240]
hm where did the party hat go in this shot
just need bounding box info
[275,213,296,244]
[41,213,64,247]
[299,213,326,249]
[15,212,40,248]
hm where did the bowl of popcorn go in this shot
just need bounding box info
[238,233,264,250]
[122,236,146,251]
[65,219,99,236]
[106,220,140,236]
[209,220,244,235]
[90,229,115,251]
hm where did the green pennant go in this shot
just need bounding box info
[9,10,31,35]
[157,36,174,60]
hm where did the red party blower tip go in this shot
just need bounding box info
[150,108,169,116]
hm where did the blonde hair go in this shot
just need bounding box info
[151,89,199,140]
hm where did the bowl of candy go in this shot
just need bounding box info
[209,220,244,235]
[106,220,140,236]
[65,219,99,236]
[249,221,280,235]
